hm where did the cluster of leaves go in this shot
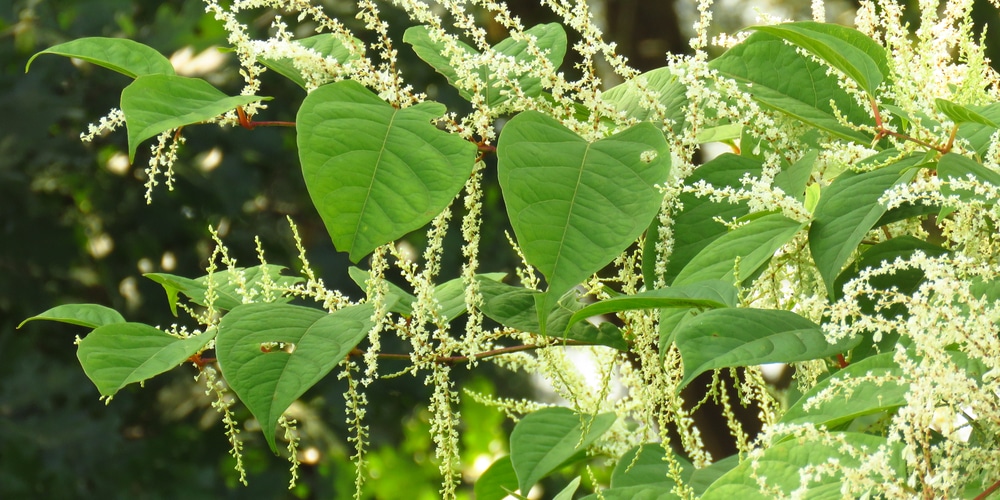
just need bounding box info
[20,1,1000,498]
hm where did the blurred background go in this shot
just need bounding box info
[3,0,994,498]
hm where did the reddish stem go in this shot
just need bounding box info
[975,478,1000,500]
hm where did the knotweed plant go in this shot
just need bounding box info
[21,0,1000,498]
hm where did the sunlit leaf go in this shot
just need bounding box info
[121,74,270,161]
[26,37,175,78]
[19,303,125,330]
[145,265,303,316]
[297,80,476,262]
[475,456,519,500]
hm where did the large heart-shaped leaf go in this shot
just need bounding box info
[77,323,215,397]
[26,37,175,78]
[674,308,859,388]
[297,80,477,262]
[215,302,374,453]
[19,303,125,330]
[121,74,270,161]
[509,407,616,494]
[497,111,670,332]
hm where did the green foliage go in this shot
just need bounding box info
[297,80,476,262]
[20,2,1000,498]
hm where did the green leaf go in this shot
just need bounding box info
[475,456,519,500]
[833,236,949,360]
[215,302,375,453]
[297,80,476,262]
[145,265,303,316]
[674,308,859,389]
[77,324,215,397]
[938,152,1000,203]
[748,22,889,96]
[553,477,582,500]
[498,111,670,332]
[259,34,363,89]
[701,433,902,499]
[688,455,740,495]
[779,353,905,431]
[404,23,567,108]
[809,157,922,296]
[710,31,874,144]
[26,37,175,78]
[602,67,688,128]
[509,407,616,494]
[433,273,506,322]
[935,98,1000,127]
[673,213,805,287]
[956,103,1000,155]
[348,267,416,317]
[774,149,817,201]
[565,280,737,334]
[611,443,693,488]
[655,154,760,286]
[19,303,125,329]
[477,278,628,350]
[121,74,270,161]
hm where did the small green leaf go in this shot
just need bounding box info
[675,308,859,389]
[565,280,737,334]
[474,456,519,500]
[297,80,476,262]
[509,407,616,494]
[701,433,902,499]
[748,22,889,96]
[498,111,670,332]
[809,156,923,296]
[956,103,1000,155]
[259,34,363,89]
[215,302,374,453]
[145,265,303,316]
[779,353,905,431]
[673,213,806,287]
[121,74,270,161]
[477,278,628,350]
[77,324,215,397]
[26,37,175,78]
[19,303,125,329]
[935,98,1000,127]
[404,23,567,108]
[553,477,582,500]
[433,273,506,322]
[348,267,416,317]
